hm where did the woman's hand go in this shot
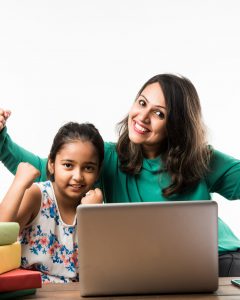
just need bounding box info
[14,162,41,190]
[0,108,11,131]
[81,188,103,204]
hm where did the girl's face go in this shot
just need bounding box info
[48,140,99,206]
[128,82,167,158]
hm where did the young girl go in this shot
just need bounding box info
[0,122,104,283]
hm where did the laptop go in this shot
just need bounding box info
[76,201,218,296]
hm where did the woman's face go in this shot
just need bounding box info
[128,82,167,158]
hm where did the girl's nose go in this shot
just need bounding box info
[72,170,83,181]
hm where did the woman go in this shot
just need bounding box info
[1,73,240,276]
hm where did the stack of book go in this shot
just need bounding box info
[0,222,42,299]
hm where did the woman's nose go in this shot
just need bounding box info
[139,109,150,123]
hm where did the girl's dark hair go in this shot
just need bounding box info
[47,122,104,179]
[117,73,212,197]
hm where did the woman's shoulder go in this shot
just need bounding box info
[102,142,119,171]
[206,146,240,194]
[104,141,117,155]
[209,147,240,167]
[104,141,116,149]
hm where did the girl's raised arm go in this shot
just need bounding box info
[0,163,41,232]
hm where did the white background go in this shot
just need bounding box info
[0,0,240,235]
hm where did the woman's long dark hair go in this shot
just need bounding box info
[117,74,212,197]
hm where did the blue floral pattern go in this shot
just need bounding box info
[19,181,79,283]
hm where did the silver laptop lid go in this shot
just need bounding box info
[77,201,218,296]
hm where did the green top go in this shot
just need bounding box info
[1,127,240,253]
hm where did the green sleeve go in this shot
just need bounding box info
[0,127,48,181]
[218,217,240,253]
[207,149,240,199]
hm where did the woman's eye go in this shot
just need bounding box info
[138,99,146,106]
[155,111,165,120]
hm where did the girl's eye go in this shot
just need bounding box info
[84,166,95,173]
[155,111,165,120]
[64,163,73,169]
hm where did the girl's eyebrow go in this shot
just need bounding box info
[84,162,98,166]
[139,94,167,110]
[61,159,98,165]
[61,159,74,163]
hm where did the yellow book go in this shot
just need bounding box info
[0,242,21,274]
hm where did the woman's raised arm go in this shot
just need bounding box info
[0,109,47,181]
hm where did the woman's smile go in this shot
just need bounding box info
[128,82,167,158]
[133,120,150,134]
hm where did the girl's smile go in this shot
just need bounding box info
[68,184,86,192]
[48,140,99,206]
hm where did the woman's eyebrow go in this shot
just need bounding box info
[139,94,167,110]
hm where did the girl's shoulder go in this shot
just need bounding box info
[30,181,54,206]
[25,183,42,204]
[22,183,42,227]
[35,180,53,190]
[24,181,55,227]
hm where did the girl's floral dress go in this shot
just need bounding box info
[19,181,79,283]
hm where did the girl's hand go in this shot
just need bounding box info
[0,108,11,131]
[14,162,40,190]
[81,188,103,204]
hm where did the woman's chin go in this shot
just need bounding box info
[129,132,145,145]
